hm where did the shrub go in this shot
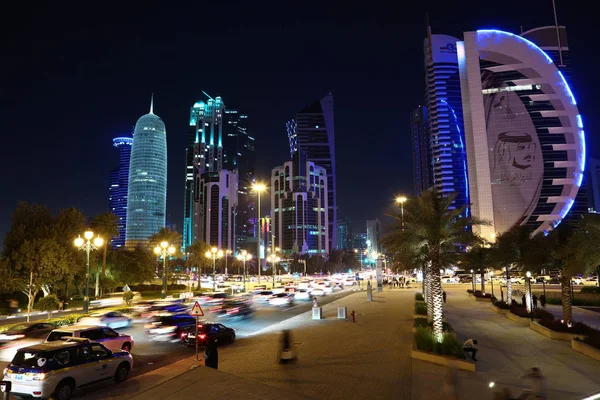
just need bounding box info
[509,305,554,320]
[580,286,600,295]
[538,319,594,335]
[413,327,465,358]
[466,289,473,294]
[415,293,424,301]
[414,317,453,332]
[0,313,89,334]
[415,302,428,315]
[581,330,600,350]
[532,291,600,306]
[492,300,510,310]
[36,295,60,318]
[473,291,493,298]
[123,291,135,306]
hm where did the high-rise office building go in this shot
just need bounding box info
[184,96,248,251]
[109,135,133,248]
[287,93,337,250]
[587,157,600,213]
[423,32,469,213]
[125,98,167,247]
[337,217,352,250]
[410,106,431,196]
[521,25,588,222]
[366,219,381,255]
[353,233,367,262]
[270,151,329,255]
[457,29,585,238]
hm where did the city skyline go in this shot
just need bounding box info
[2,1,599,245]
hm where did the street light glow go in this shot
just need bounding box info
[252,182,266,192]
[74,236,84,247]
[93,237,104,247]
[154,246,162,254]
[395,196,407,204]
[84,231,94,240]
[205,250,211,258]
[160,241,168,249]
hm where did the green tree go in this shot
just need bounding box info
[185,240,211,289]
[109,246,155,285]
[91,212,119,278]
[149,227,182,252]
[36,294,60,319]
[3,203,54,257]
[460,244,492,294]
[382,189,486,341]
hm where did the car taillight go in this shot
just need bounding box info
[199,334,206,340]
[181,332,188,338]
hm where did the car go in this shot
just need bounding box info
[78,311,132,329]
[196,292,229,306]
[293,289,311,301]
[571,277,584,285]
[309,288,325,296]
[145,314,197,342]
[45,325,134,353]
[0,323,55,362]
[584,277,599,286]
[181,322,236,347]
[269,293,294,307]
[253,290,274,303]
[217,301,254,319]
[90,292,141,308]
[343,278,356,286]
[441,275,459,284]
[140,301,188,319]
[4,340,132,400]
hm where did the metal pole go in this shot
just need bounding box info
[491,276,494,298]
[243,260,246,293]
[84,241,90,314]
[195,315,199,361]
[161,252,167,299]
[257,191,261,284]
[272,260,275,287]
[213,257,216,292]
[225,254,228,276]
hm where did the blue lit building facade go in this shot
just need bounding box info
[424,33,469,213]
[109,135,133,248]
[336,217,352,250]
[287,93,336,250]
[125,99,168,247]
[410,105,431,196]
[458,30,585,237]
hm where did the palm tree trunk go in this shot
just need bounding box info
[429,258,444,342]
[525,278,532,313]
[102,245,108,278]
[560,272,573,324]
[425,264,433,323]
[480,269,485,294]
[506,266,512,305]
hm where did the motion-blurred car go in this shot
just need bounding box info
[309,288,325,296]
[0,322,55,362]
[196,292,229,306]
[90,292,141,308]
[269,293,293,307]
[213,301,253,319]
[45,325,134,352]
[78,311,132,329]
[253,290,274,303]
[343,278,356,286]
[293,289,311,301]
[145,314,196,342]
[181,322,236,347]
[441,275,459,284]
[140,301,187,319]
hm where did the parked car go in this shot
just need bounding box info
[0,322,55,362]
[45,325,134,353]
[181,322,235,347]
[441,275,459,284]
[145,314,197,342]
[4,340,132,400]
[78,311,132,329]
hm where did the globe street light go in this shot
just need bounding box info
[154,241,176,299]
[74,231,104,313]
[395,196,408,228]
[205,247,224,292]
[267,252,281,288]
[236,250,252,293]
[224,249,233,276]
[252,182,267,284]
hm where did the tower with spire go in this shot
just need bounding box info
[125,95,168,247]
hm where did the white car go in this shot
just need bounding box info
[584,277,599,286]
[309,288,325,296]
[78,311,132,330]
[253,290,274,303]
[269,293,294,307]
[343,278,356,286]
[4,340,132,400]
[90,292,141,308]
[441,275,459,284]
[293,289,311,301]
[45,325,134,353]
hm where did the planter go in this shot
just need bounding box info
[410,343,475,372]
[505,311,532,326]
[475,296,492,302]
[413,314,447,322]
[529,321,587,341]
[571,339,600,362]
[490,305,509,315]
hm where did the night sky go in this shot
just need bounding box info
[2,1,598,244]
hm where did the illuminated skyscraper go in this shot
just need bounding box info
[125,97,168,247]
[109,135,133,248]
[410,105,431,196]
[287,93,337,250]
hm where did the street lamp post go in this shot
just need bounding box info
[224,249,232,276]
[470,269,475,292]
[236,250,252,293]
[74,231,104,314]
[252,183,266,284]
[154,241,176,299]
[205,248,224,292]
[526,271,533,315]
[490,271,494,298]
[267,248,280,288]
[395,196,407,229]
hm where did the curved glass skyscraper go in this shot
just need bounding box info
[125,98,167,247]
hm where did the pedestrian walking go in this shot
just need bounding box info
[540,294,546,308]
[279,329,297,364]
[312,297,319,308]
[532,295,538,309]
[463,339,478,361]
[522,294,526,307]
[441,367,459,400]
[520,367,547,399]
[443,290,447,304]
[204,338,219,369]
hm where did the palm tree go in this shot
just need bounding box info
[382,188,486,341]
[91,212,119,279]
[460,244,492,294]
[185,240,211,290]
[149,227,182,252]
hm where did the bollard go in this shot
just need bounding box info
[367,282,373,302]
[1,381,11,400]
[351,310,356,323]
[337,306,347,319]
[312,307,322,320]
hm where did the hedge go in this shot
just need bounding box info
[0,313,89,334]
[415,293,424,301]
[414,326,465,358]
[414,317,453,332]
[415,302,427,316]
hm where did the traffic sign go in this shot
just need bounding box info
[122,284,131,292]
[190,301,204,316]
